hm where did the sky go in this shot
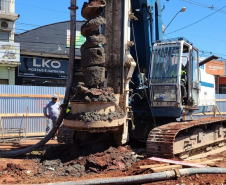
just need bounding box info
[15,0,226,60]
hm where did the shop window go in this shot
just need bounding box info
[0,79,8,84]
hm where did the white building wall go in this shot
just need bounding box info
[0,0,18,42]
[0,0,20,85]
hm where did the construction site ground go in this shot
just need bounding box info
[1,138,226,184]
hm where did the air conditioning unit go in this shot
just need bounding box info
[0,20,13,31]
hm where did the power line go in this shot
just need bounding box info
[178,0,226,15]
[0,28,84,43]
[174,32,226,44]
[15,21,85,33]
[16,3,82,16]
[165,5,226,35]
[179,0,211,8]
[14,28,83,40]
[162,35,226,60]
[0,37,84,50]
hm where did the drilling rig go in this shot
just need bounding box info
[1,0,225,159]
[55,0,226,159]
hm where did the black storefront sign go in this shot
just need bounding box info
[18,57,69,79]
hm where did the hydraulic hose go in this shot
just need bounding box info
[36,168,226,185]
[0,0,77,157]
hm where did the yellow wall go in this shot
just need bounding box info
[0,66,15,85]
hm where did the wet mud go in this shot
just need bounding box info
[81,15,106,37]
[81,46,105,68]
[65,108,124,122]
[72,85,116,103]
[81,34,106,52]
[81,0,106,88]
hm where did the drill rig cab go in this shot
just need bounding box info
[150,38,200,118]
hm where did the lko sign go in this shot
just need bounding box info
[18,57,69,79]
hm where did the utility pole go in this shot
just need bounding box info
[64,0,77,103]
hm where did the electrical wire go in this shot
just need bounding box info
[15,3,82,15]
[178,0,226,15]
[0,37,83,48]
[14,25,84,37]
[173,32,226,44]
[165,5,226,35]
[15,21,85,34]
[162,35,226,60]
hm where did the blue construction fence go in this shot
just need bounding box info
[0,85,65,138]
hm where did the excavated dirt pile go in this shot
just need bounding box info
[38,146,143,177]
[2,147,226,184]
[0,145,145,184]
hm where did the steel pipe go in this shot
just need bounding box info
[37,168,226,185]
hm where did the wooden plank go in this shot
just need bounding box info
[186,158,207,163]
[56,93,60,136]
[196,161,216,166]
[25,107,28,138]
[207,158,223,162]
[216,105,223,117]
[138,163,169,169]
[214,100,217,117]
[56,93,60,102]
[216,99,226,102]
[188,158,223,163]
[0,113,4,141]
[194,112,226,116]
[0,94,64,98]
[2,132,45,138]
[149,157,206,168]
[151,165,182,172]
[1,113,44,117]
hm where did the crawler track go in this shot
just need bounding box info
[57,125,75,145]
[147,117,226,159]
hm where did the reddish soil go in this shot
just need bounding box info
[1,145,226,184]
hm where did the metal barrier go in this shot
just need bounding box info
[183,94,226,120]
[0,84,225,140]
[0,85,65,141]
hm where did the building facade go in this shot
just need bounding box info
[15,21,85,87]
[0,0,20,85]
[200,60,226,94]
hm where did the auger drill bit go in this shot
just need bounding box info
[82,0,106,20]
[58,0,125,145]
[81,0,106,88]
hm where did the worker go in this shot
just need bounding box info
[181,64,188,99]
[43,94,61,136]
[66,102,71,114]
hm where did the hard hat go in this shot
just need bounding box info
[52,94,58,99]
